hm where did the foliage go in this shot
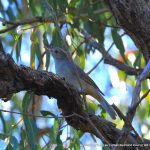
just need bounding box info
[0,0,149,149]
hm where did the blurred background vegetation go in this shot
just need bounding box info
[0,0,149,149]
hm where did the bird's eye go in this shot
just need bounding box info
[55,50,58,53]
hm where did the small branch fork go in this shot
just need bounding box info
[81,30,150,149]
[0,17,53,34]
[113,60,150,150]
[81,29,142,76]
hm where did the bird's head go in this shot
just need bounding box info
[45,46,68,60]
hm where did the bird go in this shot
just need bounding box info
[45,46,116,119]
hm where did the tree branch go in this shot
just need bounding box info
[0,8,109,34]
[81,29,141,76]
[105,1,150,148]
[116,60,150,148]
[106,0,150,62]
[0,45,150,148]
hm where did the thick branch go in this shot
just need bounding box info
[106,0,150,62]
[0,50,150,147]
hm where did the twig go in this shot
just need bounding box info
[0,17,51,34]
[71,40,85,56]
[131,60,150,108]
[0,108,75,119]
[0,25,18,34]
[73,112,111,145]
[132,89,150,111]
[112,104,144,144]
[86,34,120,75]
[115,59,150,149]
[81,29,141,76]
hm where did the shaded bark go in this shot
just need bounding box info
[106,0,150,62]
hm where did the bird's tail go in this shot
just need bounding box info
[100,97,116,119]
[86,87,116,119]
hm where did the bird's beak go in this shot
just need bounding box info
[44,45,53,52]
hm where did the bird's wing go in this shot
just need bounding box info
[74,64,104,95]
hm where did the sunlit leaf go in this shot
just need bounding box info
[30,30,43,68]
[134,51,142,68]
[72,129,81,149]
[31,43,36,69]
[112,29,126,62]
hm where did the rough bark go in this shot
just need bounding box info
[106,0,150,62]
[0,46,150,149]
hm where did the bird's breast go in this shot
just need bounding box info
[54,60,83,91]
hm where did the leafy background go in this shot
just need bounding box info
[0,0,149,149]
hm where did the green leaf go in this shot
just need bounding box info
[20,128,26,149]
[55,130,63,150]
[69,130,83,149]
[134,51,142,68]
[49,119,60,143]
[10,136,19,150]
[77,48,86,70]
[87,101,98,114]
[0,133,8,139]
[69,0,80,7]
[6,6,15,20]
[12,32,19,41]
[74,144,80,150]
[73,129,81,149]
[31,30,43,67]
[90,134,97,143]
[43,32,50,70]
[103,144,110,150]
[31,43,36,68]
[112,29,126,62]
[43,32,49,46]
[53,119,59,136]
[100,106,107,119]
[6,143,13,150]
[40,110,57,119]
[28,0,38,16]
[46,50,50,71]
[16,34,22,62]
[51,28,63,48]
[22,91,33,112]
[35,43,43,65]
[22,92,38,150]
